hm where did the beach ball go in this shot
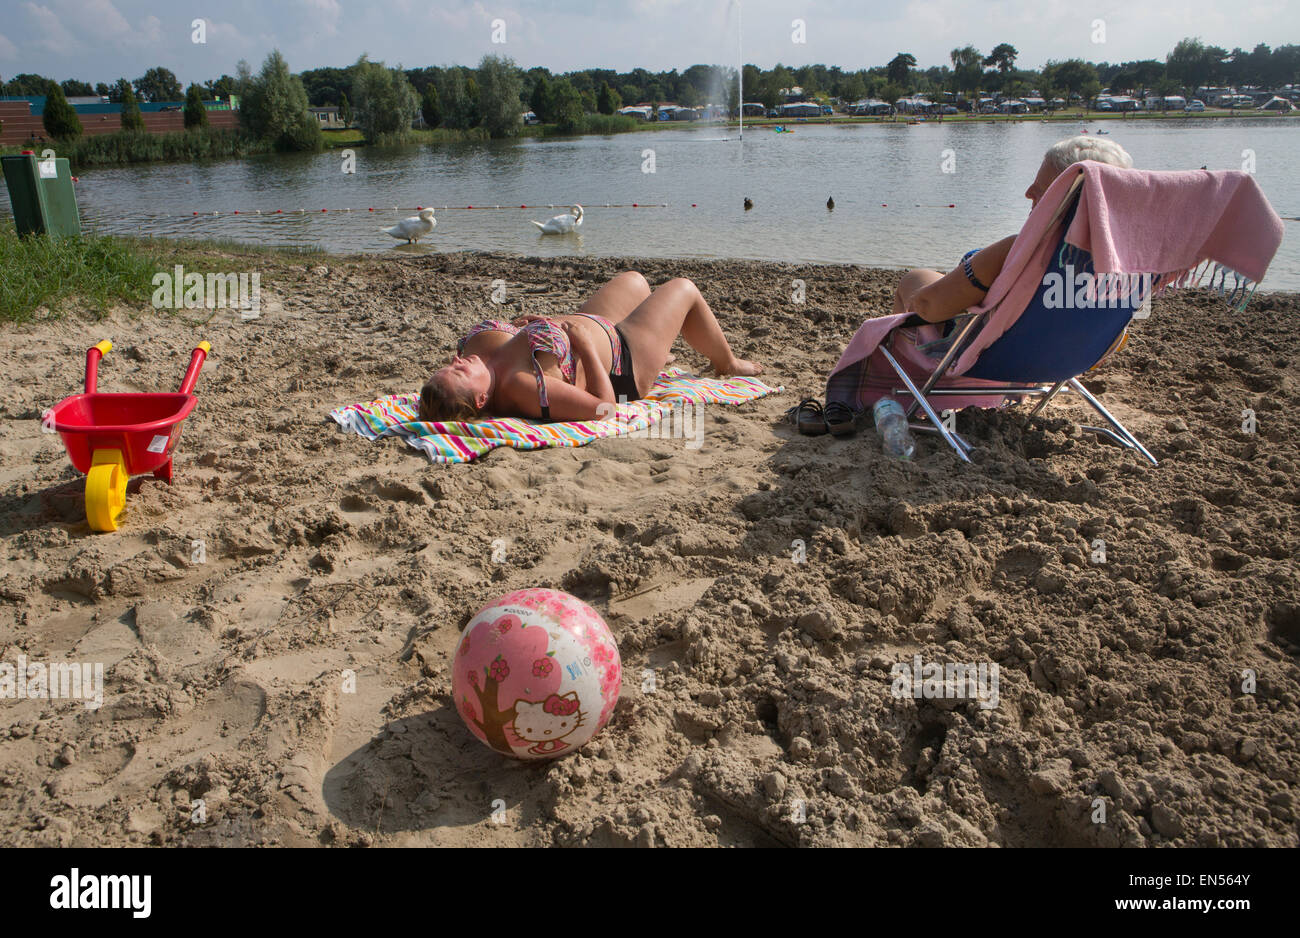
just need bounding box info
[452,588,621,760]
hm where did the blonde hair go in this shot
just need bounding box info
[1044,135,1134,173]
[418,373,482,423]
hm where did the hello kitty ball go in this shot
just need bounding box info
[452,588,621,760]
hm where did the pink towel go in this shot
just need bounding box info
[955,161,1284,373]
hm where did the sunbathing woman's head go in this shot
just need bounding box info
[418,355,491,422]
[1026,135,1134,207]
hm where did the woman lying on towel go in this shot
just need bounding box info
[892,135,1134,325]
[418,271,762,423]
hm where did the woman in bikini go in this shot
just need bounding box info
[418,271,762,423]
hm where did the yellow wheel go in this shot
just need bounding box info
[85,450,127,532]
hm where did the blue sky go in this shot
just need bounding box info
[1,0,1295,85]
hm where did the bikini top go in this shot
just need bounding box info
[459,315,626,420]
[459,318,576,418]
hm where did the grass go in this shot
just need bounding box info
[0,218,319,324]
[41,128,272,170]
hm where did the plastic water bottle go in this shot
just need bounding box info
[872,398,915,460]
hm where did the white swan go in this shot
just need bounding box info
[532,204,583,234]
[382,208,436,243]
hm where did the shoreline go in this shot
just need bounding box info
[3,107,1294,167]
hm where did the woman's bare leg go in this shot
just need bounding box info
[576,270,651,323]
[616,278,761,396]
[892,268,944,316]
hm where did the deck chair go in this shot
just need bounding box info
[861,162,1284,466]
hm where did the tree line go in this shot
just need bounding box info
[6,37,1298,148]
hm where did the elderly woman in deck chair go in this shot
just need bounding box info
[804,141,1284,464]
[793,136,1134,437]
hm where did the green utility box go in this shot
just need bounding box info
[2,152,81,238]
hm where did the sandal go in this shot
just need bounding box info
[823,401,859,437]
[784,398,828,436]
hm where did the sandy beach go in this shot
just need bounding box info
[1,250,1297,847]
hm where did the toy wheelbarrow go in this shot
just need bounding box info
[47,340,211,532]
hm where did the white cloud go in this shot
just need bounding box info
[0,31,17,59]
[297,0,343,37]
[23,2,80,54]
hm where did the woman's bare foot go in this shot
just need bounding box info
[712,357,763,377]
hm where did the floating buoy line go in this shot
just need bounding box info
[87,202,962,221]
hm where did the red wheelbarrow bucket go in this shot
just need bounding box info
[46,340,211,532]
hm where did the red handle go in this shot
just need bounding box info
[177,341,211,396]
[85,340,112,394]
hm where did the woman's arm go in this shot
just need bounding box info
[496,366,613,423]
[564,322,616,404]
[908,235,1017,323]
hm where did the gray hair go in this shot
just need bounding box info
[1044,135,1134,173]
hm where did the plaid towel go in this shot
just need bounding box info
[329,367,781,464]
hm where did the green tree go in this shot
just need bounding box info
[1043,59,1100,104]
[437,67,476,130]
[134,66,182,102]
[886,53,916,87]
[985,43,1018,74]
[839,73,867,103]
[42,84,82,139]
[208,74,238,100]
[3,73,56,96]
[94,82,110,97]
[596,80,620,114]
[183,83,209,129]
[119,85,145,131]
[109,78,133,104]
[464,75,481,127]
[950,46,983,96]
[339,92,352,126]
[60,79,94,97]
[477,54,523,137]
[420,83,441,128]
[548,78,584,133]
[239,50,323,151]
[530,74,551,121]
[351,55,419,140]
[1167,38,1214,92]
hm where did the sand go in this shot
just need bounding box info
[0,251,1297,847]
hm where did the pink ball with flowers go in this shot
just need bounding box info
[452,588,621,760]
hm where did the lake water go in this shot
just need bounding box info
[11,118,1300,289]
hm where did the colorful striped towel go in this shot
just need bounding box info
[329,367,782,464]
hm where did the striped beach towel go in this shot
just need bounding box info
[329,368,781,464]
